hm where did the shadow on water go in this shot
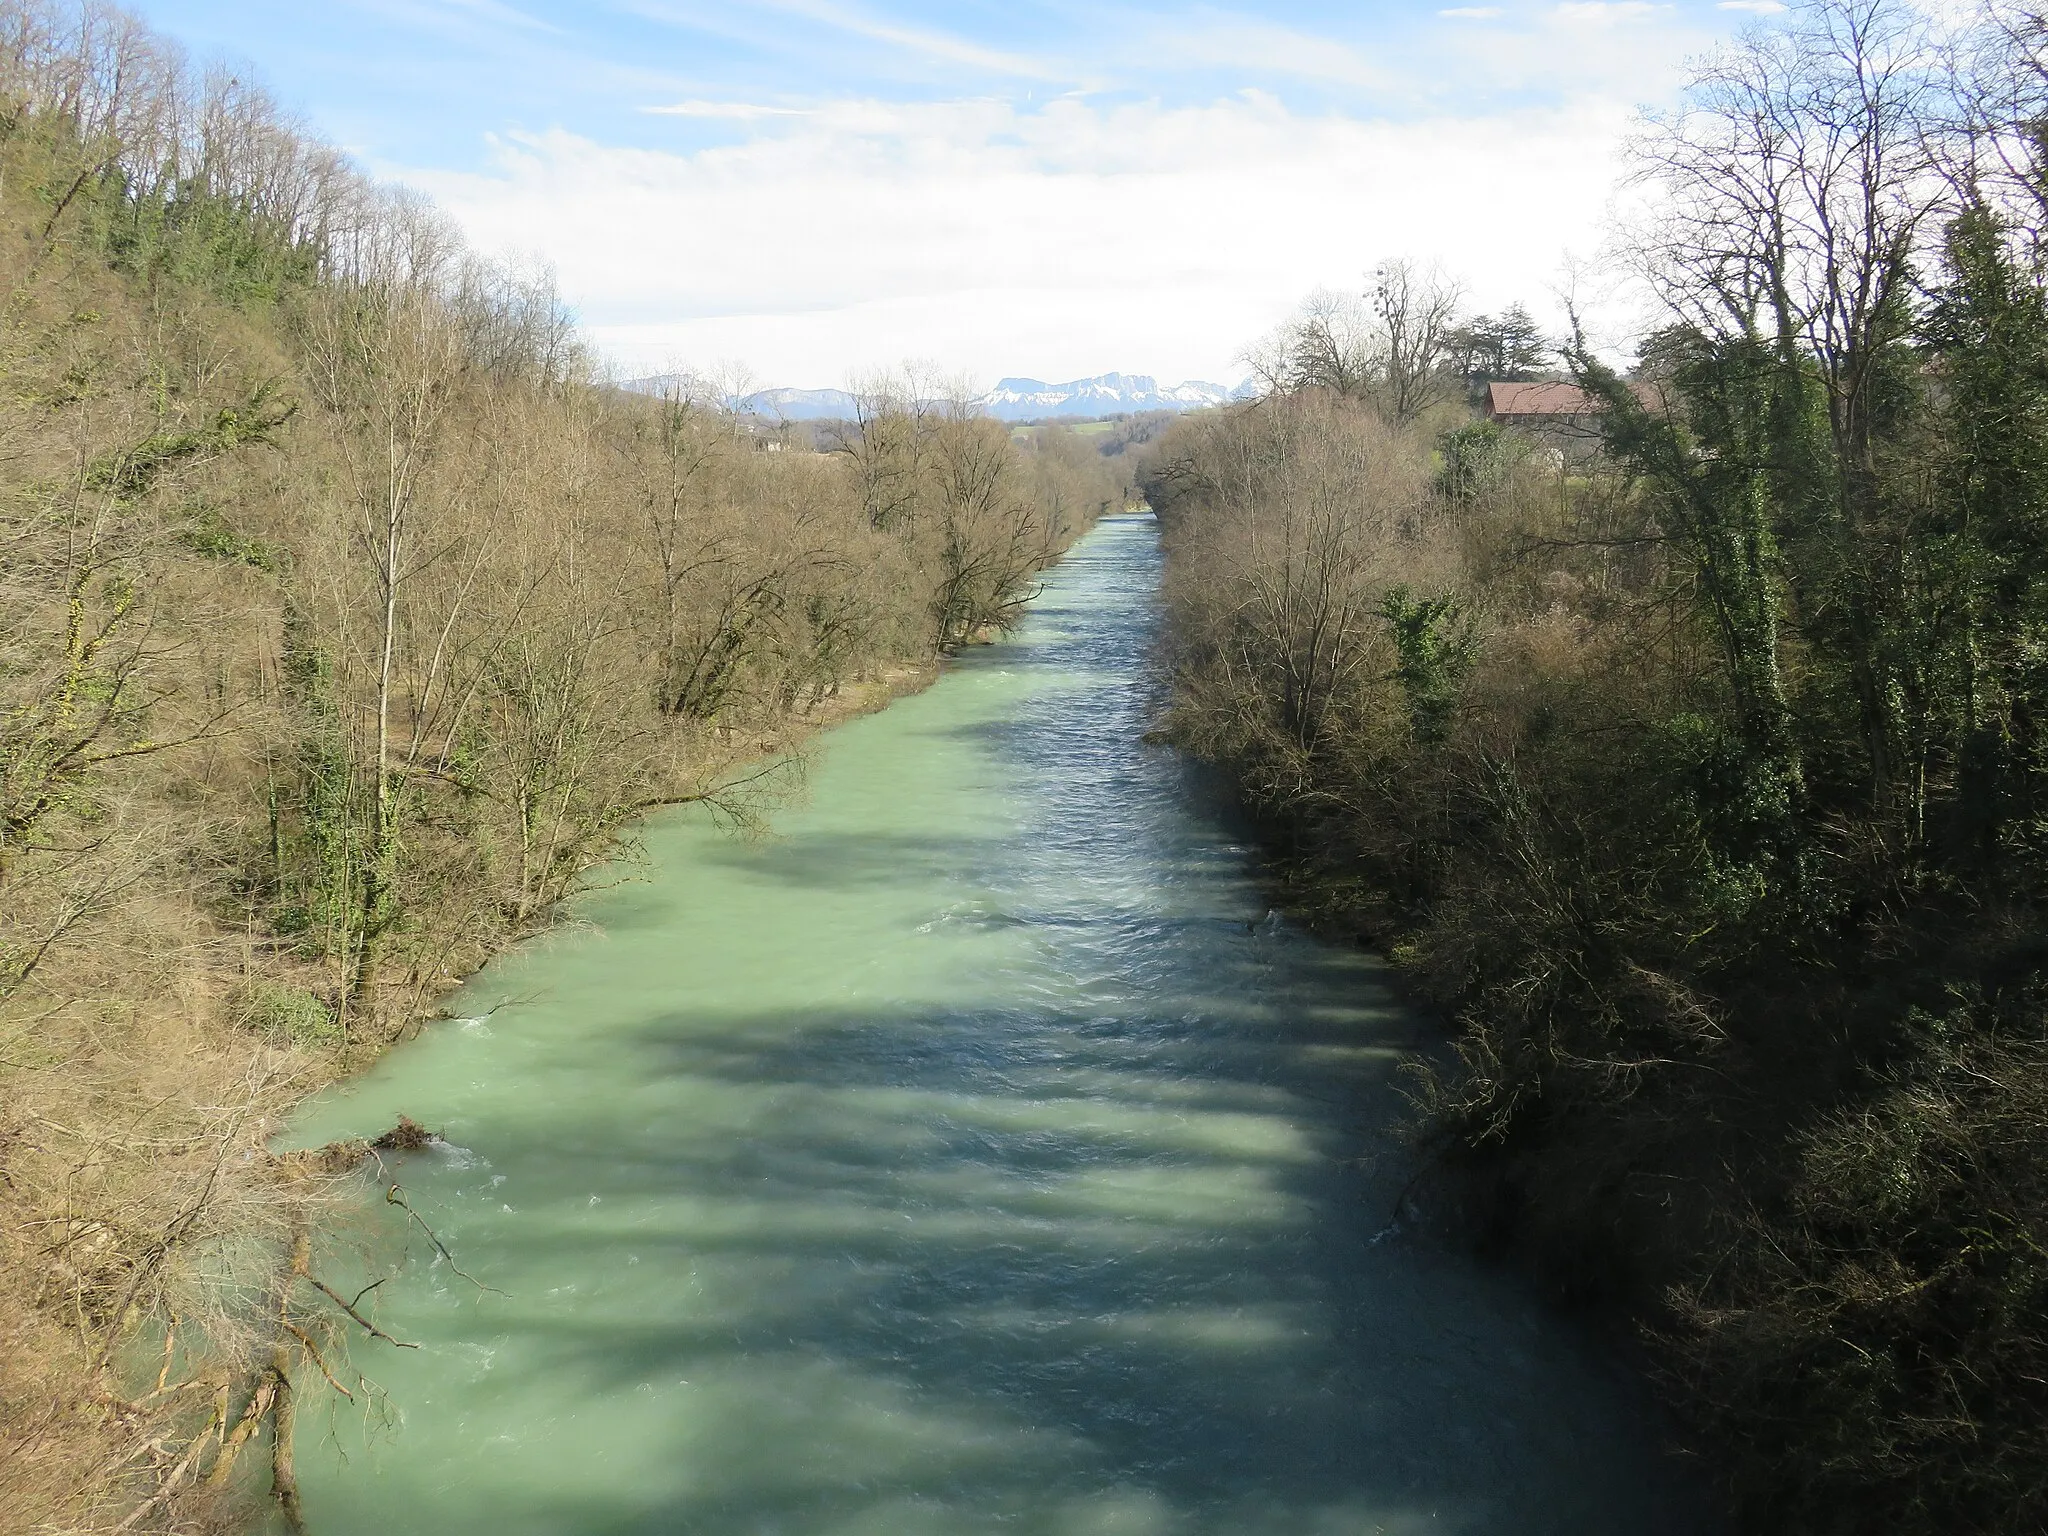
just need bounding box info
[314,1002,1670,1536]
[289,520,1718,1536]
[689,830,1009,892]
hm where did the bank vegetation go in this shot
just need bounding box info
[0,4,1120,1529]
[1148,2,2048,1530]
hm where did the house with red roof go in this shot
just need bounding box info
[1485,381,1600,426]
[1484,380,1662,463]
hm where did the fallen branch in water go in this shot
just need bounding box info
[109,1131,506,1528]
[290,1229,418,1349]
[113,1387,226,1532]
[385,1183,505,1294]
[268,1345,303,1534]
[281,1321,353,1400]
[300,1273,417,1350]
[202,1367,279,1493]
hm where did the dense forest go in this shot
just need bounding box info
[1147,1,2048,1530]
[0,3,1122,1528]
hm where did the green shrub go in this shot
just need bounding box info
[232,982,339,1051]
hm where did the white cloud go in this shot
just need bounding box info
[1139,18,1401,90]
[1410,2,1709,103]
[644,100,814,119]
[744,0,1060,81]
[392,93,1642,386]
[1715,0,1787,11]
[1553,2,1664,22]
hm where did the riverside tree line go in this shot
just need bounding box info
[1147,2,2048,1530]
[0,2,1123,1527]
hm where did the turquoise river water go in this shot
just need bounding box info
[287,516,1707,1536]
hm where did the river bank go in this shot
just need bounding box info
[1144,198,2048,1528]
[0,128,1117,1536]
[1,650,957,1536]
[0,29,1139,1518]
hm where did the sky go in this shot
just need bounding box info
[135,0,1786,389]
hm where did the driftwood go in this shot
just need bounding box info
[370,1115,437,1152]
[275,1114,443,1180]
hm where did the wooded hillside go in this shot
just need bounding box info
[1149,3,2048,1529]
[0,4,1120,1528]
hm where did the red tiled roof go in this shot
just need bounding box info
[1486,381,1599,418]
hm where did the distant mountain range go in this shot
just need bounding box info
[977,374,1246,421]
[620,372,1246,423]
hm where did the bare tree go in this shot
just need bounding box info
[1367,258,1465,424]
[1952,2,2048,252]
[830,364,944,531]
[1248,267,1465,420]
[1286,289,1375,396]
[297,221,467,1001]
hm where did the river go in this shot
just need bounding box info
[286,515,1704,1536]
